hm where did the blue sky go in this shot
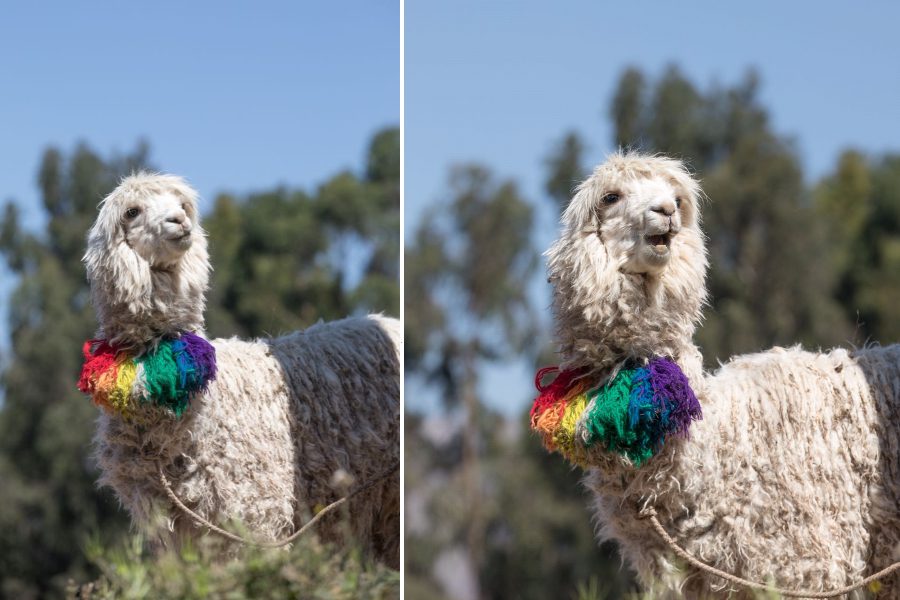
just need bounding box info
[0,1,398,353]
[406,0,900,414]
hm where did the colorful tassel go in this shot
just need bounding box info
[172,332,218,391]
[531,366,591,463]
[529,357,702,467]
[643,357,702,435]
[77,333,217,419]
[78,340,118,398]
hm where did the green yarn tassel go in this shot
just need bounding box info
[581,368,654,466]
[137,343,190,416]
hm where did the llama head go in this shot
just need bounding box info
[546,153,708,371]
[84,173,210,349]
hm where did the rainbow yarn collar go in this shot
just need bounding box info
[77,332,217,419]
[530,357,701,467]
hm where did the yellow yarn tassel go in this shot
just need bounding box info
[108,360,138,417]
[554,393,589,465]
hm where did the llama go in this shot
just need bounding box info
[79,173,400,567]
[531,153,900,597]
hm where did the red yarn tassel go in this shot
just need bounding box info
[530,366,589,422]
[535,366,560,393]
[77,339,118,394]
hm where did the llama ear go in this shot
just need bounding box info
[561,185,597,233]
[84,209,153,315]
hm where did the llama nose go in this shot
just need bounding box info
[166,212,186,225]
[650,200,676,217]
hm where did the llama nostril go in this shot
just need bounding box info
[166,214,185,225]
[651,203,676,217]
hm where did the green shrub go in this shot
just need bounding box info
[67,534,399,600]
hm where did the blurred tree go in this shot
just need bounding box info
[610,67,646,151]
[816,152,900,341]
[353,128,401,314]
[480,411,635,598]
[404,409,636,600]
[405,165,538,599]
[405,164,538,384]
[545,131,587,210]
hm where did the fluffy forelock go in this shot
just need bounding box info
[99,172,198,220]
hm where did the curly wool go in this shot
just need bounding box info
[547,153,900,597]
[84,173,400,567]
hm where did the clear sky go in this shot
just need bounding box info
[0,1,399,352]
[406,0,900,414]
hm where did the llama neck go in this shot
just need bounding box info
[556,271,706,388]
[557,272,709,484]
[96,268,206,351]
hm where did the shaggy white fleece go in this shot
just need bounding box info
[547,153,900,597]
[85,173,400,566]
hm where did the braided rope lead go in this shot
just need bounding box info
[158,461,400,548]
[639,507,900,598]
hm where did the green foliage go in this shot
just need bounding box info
[67,534,399,600]
[405,164,537,390]
[545,132,587,209]
[367,128,401,184]
[205,126,400,337]
[0,128,398,598]
[405,166,544,598]
[815,152,900,341]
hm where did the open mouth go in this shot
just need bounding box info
[646,232,672,252]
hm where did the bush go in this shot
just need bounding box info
[67,534,399,600]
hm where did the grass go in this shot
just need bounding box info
[66,533,399,600]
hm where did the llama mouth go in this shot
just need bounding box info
[646,233,672,252]
[169,232,192,243]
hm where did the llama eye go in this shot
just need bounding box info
[124,207,141,220]
[675,197,683,209]
[602,193,620,204]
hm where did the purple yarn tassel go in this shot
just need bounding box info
[647,357,702,436]
[176,332,218,393]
